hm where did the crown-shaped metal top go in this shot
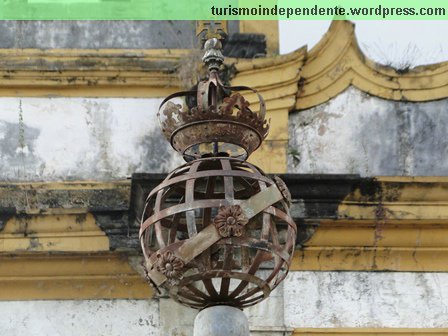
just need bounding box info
[158,36,269,162]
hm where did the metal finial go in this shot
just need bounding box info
[202,38,224,71]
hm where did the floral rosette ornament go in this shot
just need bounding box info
[214,205,249,237]
[155,251,185,279]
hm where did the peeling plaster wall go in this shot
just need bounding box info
[284,271,448,328]
[0,97,183,181]
[288,87,448,176]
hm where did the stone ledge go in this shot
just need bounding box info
[0,252,151,300]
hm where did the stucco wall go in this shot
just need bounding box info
[0,97,182,181]
[2,272,447,335]
[0,300,160,336]
[0,295,288,336]
[288,87,448,176]
[284,271,448,328]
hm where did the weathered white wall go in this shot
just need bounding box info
[0,294,290,336]
[284,271,448,328]
[0,300,160,336]
[288,87,448,176]
[2,272,448,335]
[0,97,183,181]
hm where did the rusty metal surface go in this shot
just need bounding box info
[140,157,296,309]
[157,38,269,162]
[139,35,296,310]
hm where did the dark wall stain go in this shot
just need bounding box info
[136,128,180,174]
[0,120,42,181]
[223,33,266,58]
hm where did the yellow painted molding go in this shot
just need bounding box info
[0,181,152,300]
[249,140,288,174]
[306,219,448,247]
[293,328,448,335]
[293,177,448,272]
[231,48,305,172]
[293,246,448,272]
[0,180,133,253]
[0,253,152,300]
[0,213,109,252]
[231,50,304,131]
[232,50,304,92]
[0,180,131,215]
[296,20,448,110]
[2,21,447,106]
[0,179,131,190]
[0,48,187,97]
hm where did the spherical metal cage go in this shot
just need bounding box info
[140,157,296,309]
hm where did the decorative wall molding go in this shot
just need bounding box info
[0,252,151,300]
[282,175,448,272]
[0,181,152,299]
[1,21,447,107]
[296,20,448,110]
[133,174,448,273]
[232,46,305,114]
[1,176,448,299]
[0,48,185,97]
[231,47,305,172]
[0,180,136,252]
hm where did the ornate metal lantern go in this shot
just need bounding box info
[140,36,296,310]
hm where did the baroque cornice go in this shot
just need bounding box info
[0,180,132,253]
[0,252,151,300]
[1,176,448,300]
[0,181,151,300]
[230,47,306,112]
[133,174,448,273]
[0,23,447,106]
[0,48,186,97]
[228,48,306,170]
[296,20,448,110]
[290,176,448,272]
